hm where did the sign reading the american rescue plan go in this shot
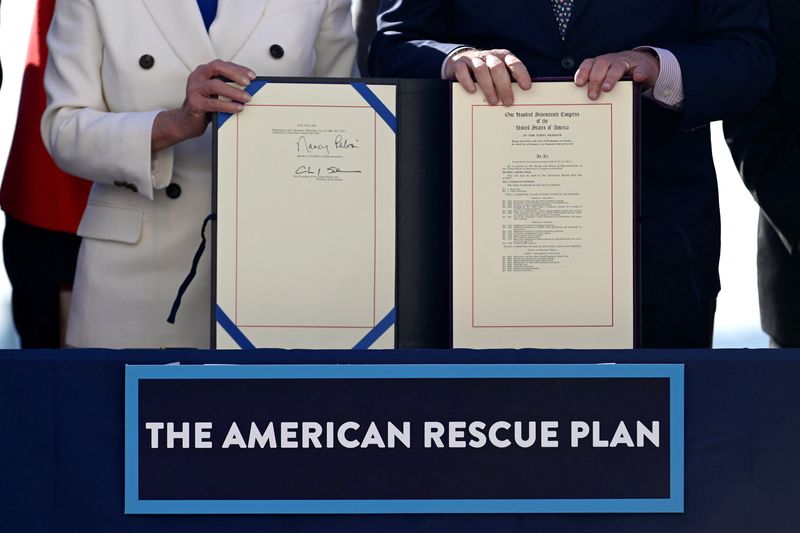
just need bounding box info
[124,364,683,514]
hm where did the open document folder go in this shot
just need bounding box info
[214,80,396,349]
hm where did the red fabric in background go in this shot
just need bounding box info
[0,0,91,234]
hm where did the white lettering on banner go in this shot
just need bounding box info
[142,420,661,449]
[222,421,246,449]
[449,421,467,448]
[571,421,590,447]
[513,421,536,448]
[145,421,214,449]
[610,421,635,448]
[248,422,277,449]
[387,422,411,449]
[541,421,559,448]
[424,422,446,448]
[326,422,335,449]
[195,422,213,449]
[488,421,512,448]
[338,422,361,449]
[593,421,610,447]
[468,421,487,448]
[167,422,190,449]
[302,422,324,449]
[360,422,386,448]
[570,421,662,448]
[638,421,660,447]
[145,422,164,449]
[281,422,299,449]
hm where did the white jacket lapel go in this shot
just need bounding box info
[209,0,271,62]
[142,0,217,71]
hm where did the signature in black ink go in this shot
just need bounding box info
[327,167,362,174]
[294,165,320,176]
[334,135,359,150]
[296,136,330,155]
[294,165,363,177]
[296,135,360,154]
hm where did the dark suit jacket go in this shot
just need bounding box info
[369,0,774,314]
[724,0,800,346]
[353,0,381,76]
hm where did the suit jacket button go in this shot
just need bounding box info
[269,45,284,59]
[561,56,576,70]
[139,54,155,70]
[166,183,182,199]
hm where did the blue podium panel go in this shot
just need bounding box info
[1,349,799,532]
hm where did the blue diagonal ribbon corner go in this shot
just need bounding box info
[353,308,397,350]
[217,79,270,128]
[351,82,397,133]
[215,305,255,350]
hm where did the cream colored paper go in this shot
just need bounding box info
[452,81,635,348]
[215,83,396,349]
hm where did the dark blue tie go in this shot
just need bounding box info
[196,0,218,31]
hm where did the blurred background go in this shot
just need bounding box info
[0,1,768,349]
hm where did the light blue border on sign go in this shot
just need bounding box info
[124,363,684,514]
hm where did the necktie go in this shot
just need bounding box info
[551,0,575,40]
[196,0,218,31]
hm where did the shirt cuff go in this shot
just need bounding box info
[151,146,175,190]
[441,46,476,79]
[635,46,684,110]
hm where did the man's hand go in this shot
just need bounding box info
[575,50,659,100]
[444,49,532,106]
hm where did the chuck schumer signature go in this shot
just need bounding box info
[294,165,363,177]
[296,135,360,154]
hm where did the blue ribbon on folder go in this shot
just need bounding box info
[213,306,396,351]
[218,80,398,131]
[352,308,397,350]
[217,79,269,128]
[214,306,397,350]
[167,213,215,325]
[215,305,256,350]
[351,82,398,133]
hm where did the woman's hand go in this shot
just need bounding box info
[152,60,256,152]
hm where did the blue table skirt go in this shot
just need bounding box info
[1,348,798,532]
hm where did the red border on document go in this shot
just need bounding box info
[234,106,378,329]
[471,103,616,329]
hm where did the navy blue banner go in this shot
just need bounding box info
[125,364,683,514]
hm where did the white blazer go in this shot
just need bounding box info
[42,0,357,348]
